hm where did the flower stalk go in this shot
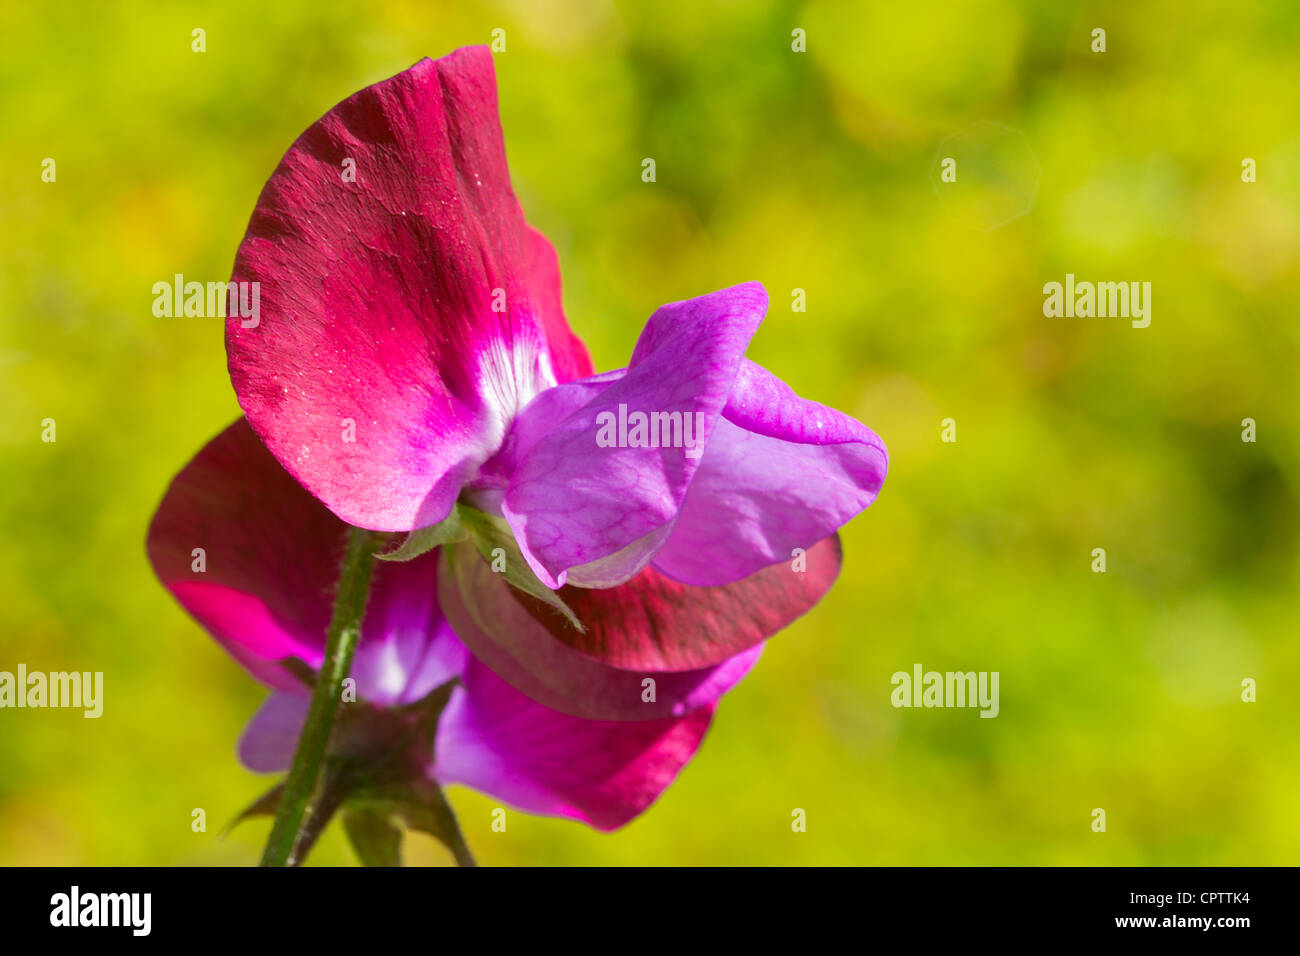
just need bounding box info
[260,526,378,867]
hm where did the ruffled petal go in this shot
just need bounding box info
[227,47,590,532]
[501,283,768,587]
[651,359,888,585]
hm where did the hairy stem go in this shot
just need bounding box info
[260,527,378,867]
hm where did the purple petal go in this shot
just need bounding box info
[433,656,713,831]
[501,283,768,587]
[352,558,467,706]
[651,359,888,585]
[238,692,310,773]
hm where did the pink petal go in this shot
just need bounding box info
[438,544,762,720]
[442,531,841,677]
[651,359,888,585]
[434,656,713,831]
[227,47,591,532]
[146,419,461,703]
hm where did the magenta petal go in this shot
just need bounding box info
[146,419,456,702]
[443,530,840,675]
[434,657,712,831]
[502,283,768,587]
[439,545,762,720]
[227,47,591,532]
[238,692,310,773]
[651,359,888,586]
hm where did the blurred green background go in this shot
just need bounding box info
[2,0,1297,865]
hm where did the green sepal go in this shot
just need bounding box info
[222,781,285,837]
[347,780,476,867]
[376,508,467,562]
[455,506,584,632]
[342,806,404,867]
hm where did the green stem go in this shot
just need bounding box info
[260,526,378,867]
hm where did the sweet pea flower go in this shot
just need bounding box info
[148,420,849,837]
[223,46,888,706]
